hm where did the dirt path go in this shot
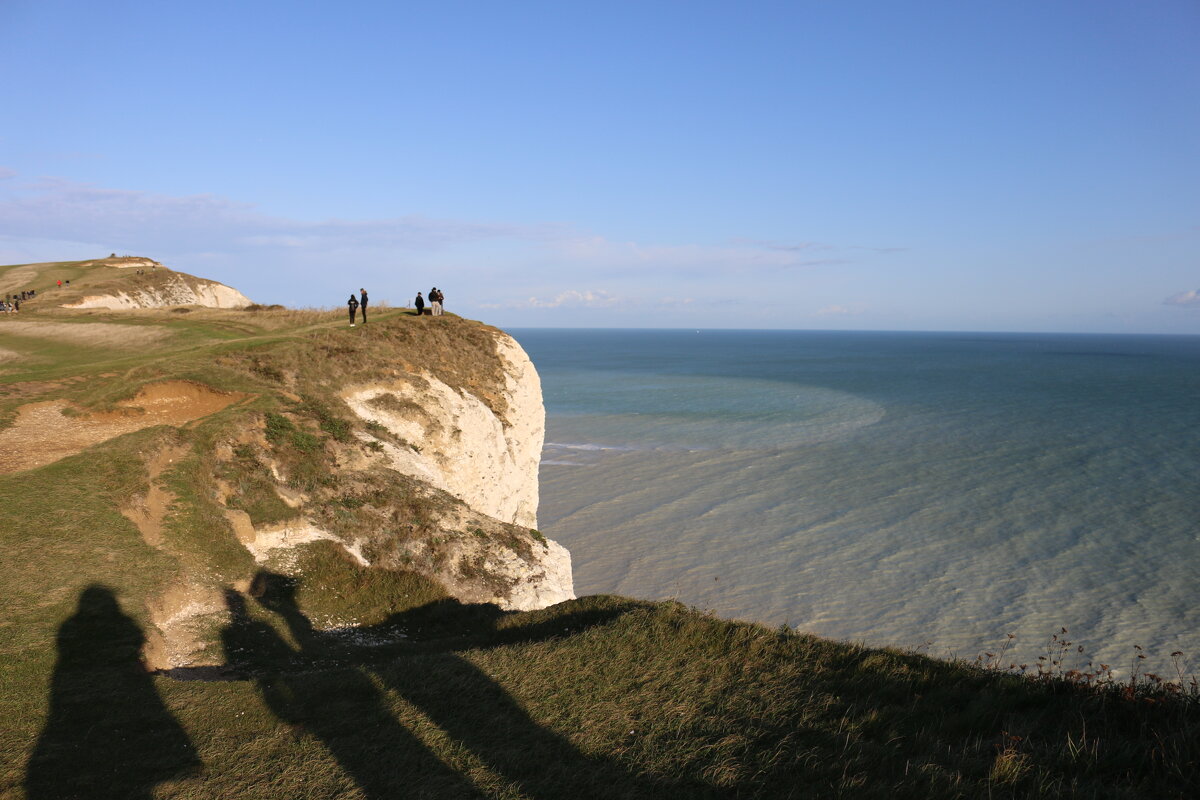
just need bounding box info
[0,381,246,475]
[120,443,189,546]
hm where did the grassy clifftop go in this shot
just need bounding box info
[1,259,1198,798]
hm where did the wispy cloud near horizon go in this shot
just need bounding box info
[815,304,865,316]
[480,289,699,311]
[0,171,864,274]
[481,289,622,309]
[0,172,539,253]
[1164,289,1200,307]
[0,170,916,326]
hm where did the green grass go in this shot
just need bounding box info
[2,257,1198,799]
[9,587,1199,799]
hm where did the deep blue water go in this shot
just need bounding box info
[513,329,1200,673]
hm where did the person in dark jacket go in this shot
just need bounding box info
[359,288,368,325]
[414,292,425,316]
[348,294,359,326]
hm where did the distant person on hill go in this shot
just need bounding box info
[414,292,425,316]
[347,293,359,327]
[56,279,61,288]
[436,287,445,314]
[430,287,442,316]
[359,288,368,325]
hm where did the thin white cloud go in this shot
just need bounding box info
[0,175,854,282]
[479,291,699,311]
[815,304,864,316]
[492,289,622,309]
[0,167,16,180]
[0,174,879,316]
[0,175,534,253]
[548,235,852,277]
[729,237,827,253]
[1164,289,1200,307]
[731,237,907,256]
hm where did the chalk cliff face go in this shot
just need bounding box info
[143,328,572,667]
[62,274,252,310]
[332,332,572,611]
[340,335,543,528]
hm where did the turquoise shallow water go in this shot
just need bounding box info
[514,329,1200,674]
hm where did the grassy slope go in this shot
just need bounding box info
[2,260,1198,799]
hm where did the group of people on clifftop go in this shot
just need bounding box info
[345,287,446,326]
[347,288,368,327]
[2,289,36,313]
[414,287,445,317]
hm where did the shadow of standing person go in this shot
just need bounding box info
[25,585,201,800]
[251,573,674,800]
[372,651,673,800]
[222,586,486,799]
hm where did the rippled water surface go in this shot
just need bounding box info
[515,329,1200,673]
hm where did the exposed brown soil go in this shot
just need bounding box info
[120,443,189,547]
[0,381,246,475]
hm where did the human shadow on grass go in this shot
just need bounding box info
[226,571,676,799]
[25,585,201,800]
[222,589,485,799]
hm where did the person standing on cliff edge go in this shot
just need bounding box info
[359,288,368,325]
[347,293,359,327]
[414,292,425,316]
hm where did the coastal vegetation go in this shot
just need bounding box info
[1,259,1197,798]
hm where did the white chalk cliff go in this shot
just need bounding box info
[63,273,252,310]
[339,332,573,611]
[341,335,543,527]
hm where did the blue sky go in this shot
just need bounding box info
[1,0,1197,331]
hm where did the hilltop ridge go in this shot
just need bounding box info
[1,255,251,310]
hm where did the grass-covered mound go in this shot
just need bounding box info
[2,259,1197,798]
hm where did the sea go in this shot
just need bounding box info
[513,329,1200,676]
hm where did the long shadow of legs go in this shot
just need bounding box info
[223,588,486,799]
[249,572,674,800]
[373,652,674,800]
[25,585,201,800]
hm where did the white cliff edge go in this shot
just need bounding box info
[341,332,574,611]
[63,275,253,310]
